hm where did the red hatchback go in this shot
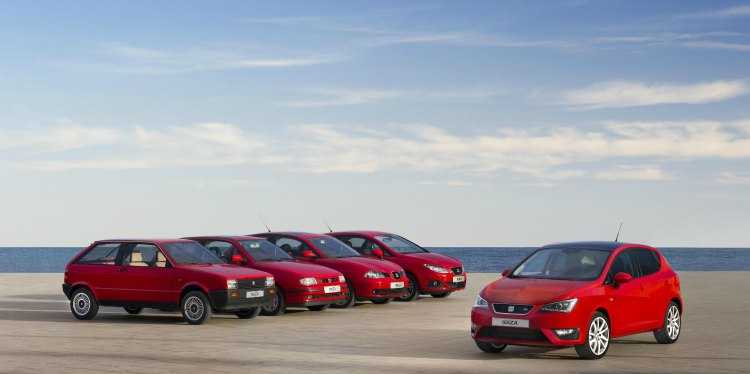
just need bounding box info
[253,232,410,307]
[185,236,348,315]
[471,242,682,359]
[63,239,276,324]
[329,231,466,301]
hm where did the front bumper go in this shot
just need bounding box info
[209,287,276,312]
[471,304,587,347]
[285,283,348,306]
[62,283,72,299]
[421,272,467,293]
[354,278,409,300]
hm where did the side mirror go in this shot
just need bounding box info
[230,254,245,265]
[613,272,632,285]
[501,269,511,277]
[372,248,384,259]
[302,249,317,259]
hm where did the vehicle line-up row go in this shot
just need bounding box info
[63,231,466,324]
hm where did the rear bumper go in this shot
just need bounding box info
[285,284,348,306]
[209,287,276,312]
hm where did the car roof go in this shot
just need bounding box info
[254,231,328,239]
[184,235,264,241]
[329,230,389,237]
[94,238,196,245]
[541,241,647,251]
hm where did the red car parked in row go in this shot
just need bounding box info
[185,235,348,315]
[471,242,682,359]
[329,231,466,301]
[63,239,276,324]
[252,232,409,307]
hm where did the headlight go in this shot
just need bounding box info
[265,276,275,287]
[474,294,488,308]
[338,275,346,283]
[541,298,578,313]
[424,264,450,274]
[227,280,238,290]
[299,277,318,286]
[364,270,388,279]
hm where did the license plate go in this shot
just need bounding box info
[492,318,529,328]
[246,290,264,298]
[324,285,341,294]
[453,275,465,282]
[390,281,404,289]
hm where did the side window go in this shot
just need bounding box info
[632,249,661,277]
[77,243,121,265]
[608,250,635,279]
[204,241,235,263]
[341,237,366,253]
[274,237,307,257]
[123,244,161,267]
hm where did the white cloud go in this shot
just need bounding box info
[562,80,748,109]
[683,41,750,52]
[595,165,670,181]
[0,125,120,152]
[717,172,750,185]
[679,5,750,19]
[283,88,501,107]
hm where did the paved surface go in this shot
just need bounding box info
[0,272,747,373]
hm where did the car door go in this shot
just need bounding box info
[631,248,666,328]
[118,243,175,305]
[606,249,647,337]
[73,242,124,302]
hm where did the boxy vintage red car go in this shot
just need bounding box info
[63,239,276,324]
[185,235,348,315]
[471,242,682,359]
[252,232,409,307]
[329,231,466,301]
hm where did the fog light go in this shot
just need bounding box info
[554,328,579,339]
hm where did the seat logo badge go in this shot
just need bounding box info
[508,305,515,312]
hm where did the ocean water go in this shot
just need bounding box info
[0,246,749,273]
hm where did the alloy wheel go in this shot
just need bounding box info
[666,304,681,340]
[184,296,205,321]
[588,316,610,357]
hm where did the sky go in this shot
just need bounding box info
[1,0,749,247]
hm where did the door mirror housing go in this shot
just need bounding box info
[501,269,512,277]
[230,254,245,265]
[301,249,317,259]
[613,272,632,285]
[372,248,385,259]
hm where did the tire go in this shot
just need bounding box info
[236,307,261,319]
[654,302,681,344]
[307,304,329,311]
[575,312,610,359]
[331,281,356,309]
[371,298,391,304]
[70,287,99,320]
[260,287,286,316]
[396,273,419,302]
[181,291,211,325]
[124,306,143,315]
[431,292,451,298]
[475,341,507,353]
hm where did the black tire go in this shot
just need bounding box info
[475,341,507,353]
[70,287,99,320]
[236,307,261,319]
[124,306,143,315]
[396,273,419,302]
[371,298,391,304]
[431,292,451,298]
[260,287,286,316]
[575,312,610,359]
[654,301,681,344]
[181,291,211,325]
[331,281,356,309]
[307,304,329,311]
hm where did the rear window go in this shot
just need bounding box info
[77,243,120,265]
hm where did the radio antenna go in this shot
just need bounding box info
[324,220,333,233]
[259,215,271,233]
[614,222,623,242]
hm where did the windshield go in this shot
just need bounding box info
[163,242,224,265]
[512,247,611,281]
[376,235,427,254]
[310,236,361,258]
[241,240,293,261]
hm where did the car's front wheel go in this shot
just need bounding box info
[575,312,610,359]
[124,306,143,315]
[181,291,211,325]
[70,287,99,320]
[331,281,356,309]
[236,307,261,319]
[654,302,681,344]
[260,288,286,316]
[396,273,419,302]
[475,341,507,353]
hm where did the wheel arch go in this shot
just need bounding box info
[69,282,96,299]
[180,283,210,302]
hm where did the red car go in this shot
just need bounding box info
[63,239,276,325]
[472,242,682,359]
[185,235,348,315]
[252,232,409,307]
[329,231,466,301]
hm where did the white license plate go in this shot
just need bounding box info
[324,285,341,294]
[453,275,465,282]
[492,318,529,328]
[390,281,404,289]
[246,290,264,298]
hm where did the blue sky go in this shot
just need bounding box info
[1,0,749,246]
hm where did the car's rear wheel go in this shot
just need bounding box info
[260,287,286,316]
[181,291,211,325]
[124,306,143,315]
[371,298,390,304]
[475,341,507,353]
[654,302,681,344]
[331,281,356,309]
[430,292,450,298]
[307,304,329,311]
[575,312,610,359]
[396,273,419,302]
[70,288,98,320]
[236,307,261,319]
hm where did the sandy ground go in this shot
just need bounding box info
[0,272,748,374]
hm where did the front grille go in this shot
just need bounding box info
[478,327,546,342]
[392,271,402,279]
[451,267,463,275]
[493,303,533,315]
[319,277,338,284]
[373,289,405,296]
[237,278,265,289]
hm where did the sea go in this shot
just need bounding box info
[0,247,748,273]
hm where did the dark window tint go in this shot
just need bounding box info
[341,237,365,250]
[204,241,235,263]
[163,242,223,265]
[632,249,661,276]
[272,237,308,257]
[609,250,635,278]
[240,240,292,261]
[77,243,120,265]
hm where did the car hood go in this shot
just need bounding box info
[252,260,341,278]
[331,257,404,272]
[481,277,588,305]
[181,264,270,280]
[400,252,462,268]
